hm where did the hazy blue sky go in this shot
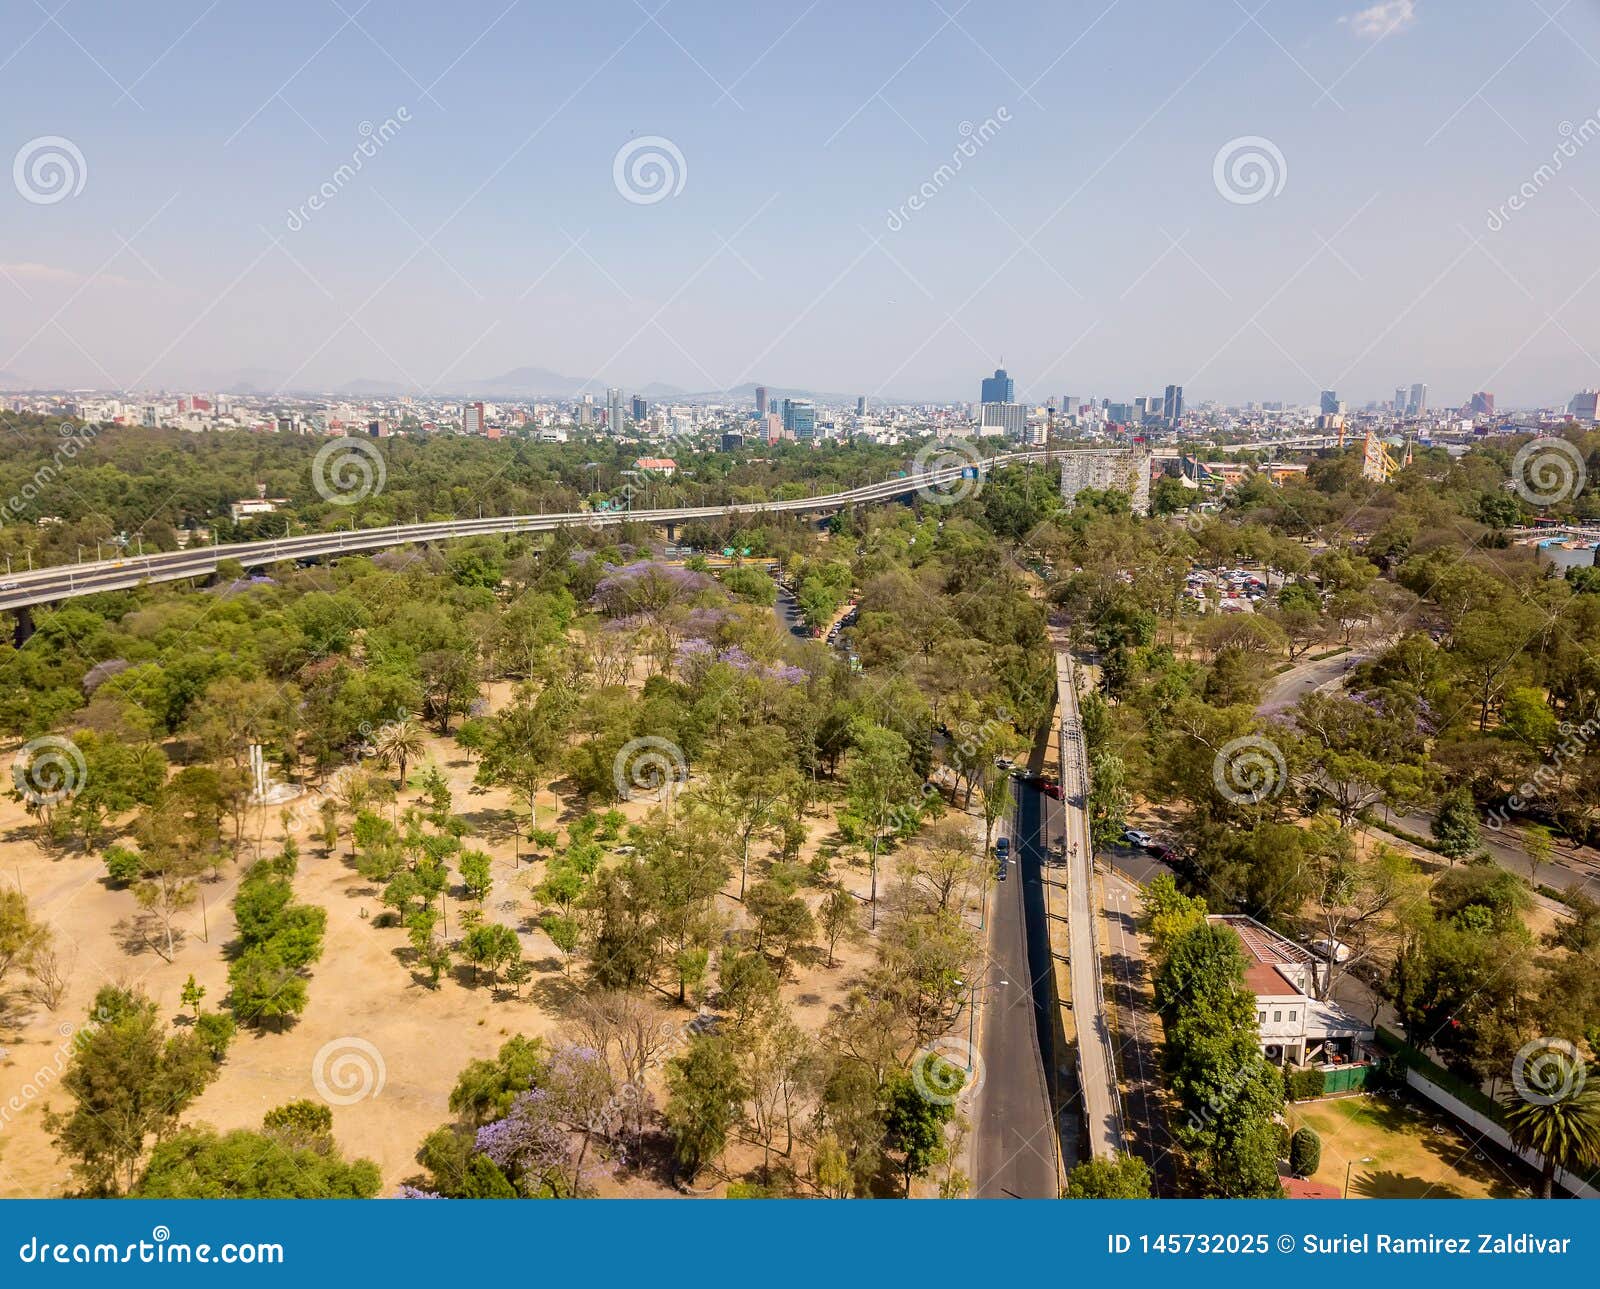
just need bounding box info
[2,0,1598,407]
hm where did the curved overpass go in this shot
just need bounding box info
[0,450,1053,615]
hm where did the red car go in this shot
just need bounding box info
[1042,779,1063,800]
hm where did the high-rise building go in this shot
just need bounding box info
[1163,384,1184,426]
[1408,383,1427,417]
[1320,390,1341,416]
[463,401,485,435]
[1569,390,1600,422]
[980,367,1014,405]
[979,402,1026,438]
[606,387,625,435]
[632,395,648,422]
[782,398,816,440]
[1469,391,1495,416]
[755,386,768,415]
[856,395,866,416]
[1394,387,1409,415]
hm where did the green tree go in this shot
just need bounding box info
[1289,1126,1321,1178]
[1501,1051,1600,1199]
[180,974,205,1020]
[462,922,521,989]
[665,1033,746,1182]
[0,888,49,992]
[1065,1154,1154,1198]
[1432,785,1481,864]
[882,1068,959,1195]
[47,986,225,1194]
[458,848,493,901]
[844,723,917,928]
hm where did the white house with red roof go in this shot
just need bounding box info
[1210,914,1374,1067]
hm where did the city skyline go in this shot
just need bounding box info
[3,2,1600,407]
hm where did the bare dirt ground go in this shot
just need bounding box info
[0,691,968,1197]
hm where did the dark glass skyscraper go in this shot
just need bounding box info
[981,367,1013,405]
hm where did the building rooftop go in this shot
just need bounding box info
[1212,914,1318,968]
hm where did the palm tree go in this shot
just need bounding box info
[373,716,426,789]
[1501,1050,1600,1198]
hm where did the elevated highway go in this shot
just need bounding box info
[0,450,1057,616]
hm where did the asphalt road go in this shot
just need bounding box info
[972,791,1061,1198]
[1257,648,1368,718]
[1100,868,1176,1195]
[1254,649,1600,900]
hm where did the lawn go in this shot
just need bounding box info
[1289,1093,1532,1199]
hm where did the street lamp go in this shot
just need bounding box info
[1343,1156,1374,1197]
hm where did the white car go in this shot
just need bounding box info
[1122,828,1154,849]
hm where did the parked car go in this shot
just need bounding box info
[1042,780,1062,800]
[995,836,1011,858]
[1122,828,1154,849]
